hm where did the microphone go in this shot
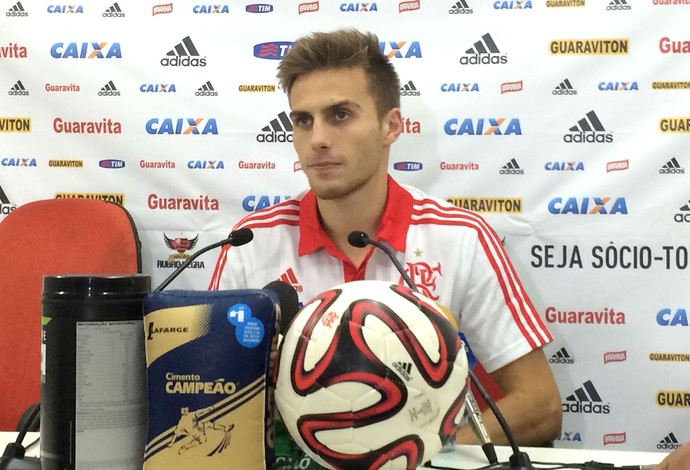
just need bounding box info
[262,280,300,335]
[154,228,253,292]
[347,230,504,467]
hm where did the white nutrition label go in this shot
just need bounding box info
[75,320,146,470]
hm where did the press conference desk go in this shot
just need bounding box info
[3,432,668,469]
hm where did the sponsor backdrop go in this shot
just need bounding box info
[1,0,688,452]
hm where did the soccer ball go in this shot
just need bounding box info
[274,280,469,470]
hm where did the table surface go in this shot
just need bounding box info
[1,432,669,469]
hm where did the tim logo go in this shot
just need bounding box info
[393,161,423,171]
[246,3,273,12]
[98,159,125,169]
[379,41,422,58]
[405,261,442,300]
[253,41,293,60]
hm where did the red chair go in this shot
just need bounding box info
[0,198,142,430]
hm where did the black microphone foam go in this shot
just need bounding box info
[229,227,253,247]
[263,280,299,335]
[347,230,369,248]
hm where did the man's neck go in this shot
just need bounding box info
[317,180,388,267]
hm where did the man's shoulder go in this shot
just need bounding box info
[400,183,487,223]
[233,191,306,231]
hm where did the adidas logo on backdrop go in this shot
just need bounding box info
[563,380,611,414]
[98,80,120,96]
[161,36,207,67]
[607,0,631,10]
[563,110,613,143]
[8,80,28,96]
[400,80,420,97]
[550,347,574,364]
[6,1,28,16]
[196,81,218,97]
[449,0,472,14]
[460,33,506,65]
[256,111,293,143]
[659,157,684,174]
[103,2,125,17]
[553,78,577,95]
[500,158,524,175]
[658,433,682,450]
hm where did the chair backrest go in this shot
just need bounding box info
[0,198,142,430]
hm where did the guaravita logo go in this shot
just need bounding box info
[196,81,218,97]
[400,80,420,97]
[460,33,507,65]
[607,0,631,10]
[8,80,28,96]
[658,433,683,450]
[99,80,120,96]
[449,0,472,13]
[161,36,206,67]
[103,2,124,17]
[500,158,524,174]
[298,1,319,14]
[563,380,610,414]
[660,157,684,174]
[550,347,574,364]
[256,111,293,143]
[553,78,577,95]
[6,1,28,16]
[659,37,690,54]
[0,42,27,58]
[563,110,613,143]
[0,184,17,215]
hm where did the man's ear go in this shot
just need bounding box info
[382,108,403,145]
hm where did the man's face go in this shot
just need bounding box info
[288,67,401,201]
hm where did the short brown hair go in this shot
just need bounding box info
[277,28,401,118]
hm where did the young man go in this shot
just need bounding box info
[210,28,562,446]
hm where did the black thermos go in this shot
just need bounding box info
[41,275,151,470]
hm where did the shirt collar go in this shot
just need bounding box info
[298,175,413,256]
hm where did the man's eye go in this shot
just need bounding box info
[294,116,312,127]
[334,110,349,120]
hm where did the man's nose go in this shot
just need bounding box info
[310,119,331,150]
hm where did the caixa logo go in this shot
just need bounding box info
[656,308,688,326]
[548,197,628,215]
[140,84,176,93]
[379,41,422,58]
[1,157,36,167]
[556,432,582,442]
[47,5,84,13]
[253,42,293,60]
[187,160,224,169]
[242,195,291,211]
[50,42,122,59]
[444,118,521,135]
[192,4,230,13]
[146,118,218,135]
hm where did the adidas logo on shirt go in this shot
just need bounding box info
[6,1,27,16]
[460,33,507,65]
[657,432,682,450]
[279,268,303,292]
[553,78,577,95]
[256,111,293,143]
[98,80,120,96]
[607,0,631,10]
[449,0,472,14]
[196,80,218,97]
[549,347,574,364]
[500,158,524,175]
[659,157,684,174]
[563,380,610,414]
[400,80,420,97]
[161,36,207,67]
[563,110,613,144]
[103,2,125,17]
[8,80,28,96]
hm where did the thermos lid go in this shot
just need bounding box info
[43,274,151,298]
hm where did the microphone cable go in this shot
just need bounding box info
[0,402,40,470]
